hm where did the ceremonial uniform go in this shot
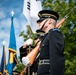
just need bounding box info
[36,10,65,75]
[19,46,38,75]
[20,29,45,75]
[37,28,65,75]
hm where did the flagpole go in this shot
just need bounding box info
[2,41,6,75]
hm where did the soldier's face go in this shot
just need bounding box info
[39,19,56,33]
[38,19,47,31]
[38,19,50,32]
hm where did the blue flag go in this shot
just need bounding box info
[6,14,18,75]
[0,45,6,75]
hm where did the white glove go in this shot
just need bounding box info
[22,57,30,66]
[24,38,33,46]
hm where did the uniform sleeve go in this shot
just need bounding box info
[48,30,65,75]
[19,46,27,62]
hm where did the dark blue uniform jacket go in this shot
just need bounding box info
[37,28,65,75]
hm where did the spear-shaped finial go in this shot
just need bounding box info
[2,40,6,45]
[11,10,14,16]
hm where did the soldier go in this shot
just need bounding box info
[21,9,65,75]
[36,10,65,75]
[19,38,38,75]
[19,31,45,75]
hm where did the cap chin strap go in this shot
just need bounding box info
[40,18,49,31]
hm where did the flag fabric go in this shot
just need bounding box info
[0,65,3,75]
[5,14,18,75]
[23,0,31,25]
[0,72,2,75]
[0,44,6,75]
[23,0,42,32]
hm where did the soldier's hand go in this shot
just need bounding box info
[22,57,30,66]
[24,38,33,46]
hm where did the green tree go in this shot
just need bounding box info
[14,57,24,72]
[19,25,36,41]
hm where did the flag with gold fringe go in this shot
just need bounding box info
[5,11,18,75]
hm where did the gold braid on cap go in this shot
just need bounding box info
[38,13,57,19]
[38,13,41,17]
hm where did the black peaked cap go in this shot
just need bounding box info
[37,10,59,23]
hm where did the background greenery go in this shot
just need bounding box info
[15,0,76,75]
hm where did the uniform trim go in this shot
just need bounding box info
[41,14,57,19]
[20,52,27,54]
[52,28,60,32]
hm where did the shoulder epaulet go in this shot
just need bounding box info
[52,28,60,32]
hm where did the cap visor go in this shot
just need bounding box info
[37,18,45,23]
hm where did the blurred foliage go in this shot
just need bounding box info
[14,56,24,72]
[19,25,36,41]
[16,0,76,74]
